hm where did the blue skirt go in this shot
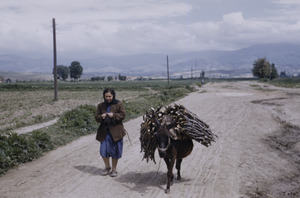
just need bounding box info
[100,131,123,159]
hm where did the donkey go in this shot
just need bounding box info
[154,117,194,194]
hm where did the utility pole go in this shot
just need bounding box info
[166,55,169,87]
[52,18,58,101]
[195,61,197,80]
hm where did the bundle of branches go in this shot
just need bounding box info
[140,104,217,163]
[140,106,163,163]
[164,104,217,146]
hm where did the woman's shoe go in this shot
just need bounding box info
[101,167,111,176]
[110,170,118,177]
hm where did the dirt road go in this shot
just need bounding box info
[1,81,299,198]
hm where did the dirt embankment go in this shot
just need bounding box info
[0,81,299,198]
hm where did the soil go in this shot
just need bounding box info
[1,81,299,198]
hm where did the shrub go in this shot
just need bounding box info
[0,105,98,175]
[58,104,98,132]
[0,131,52,175]
[30,130,53,151]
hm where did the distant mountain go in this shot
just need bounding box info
[1,43,299,78]
[0,54,52,72]
[165,43,300,77]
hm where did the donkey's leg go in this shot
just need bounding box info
[176,158,182,180]
[164,158,175,194]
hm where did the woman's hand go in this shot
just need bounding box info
[101,113,113,119]
[107,113,113,118]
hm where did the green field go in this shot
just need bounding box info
[266,78,300,88]
[0,80,195,132]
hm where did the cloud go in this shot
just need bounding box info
[273,0,300,5]
[223,12,245,25]
[268,0,300,22]
[0,0,194,57]
[0,0,300,60]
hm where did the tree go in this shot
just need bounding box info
[279,71,289,78]
[57,65,69,80]
[91,76,105,81]
[118,74,126,81]
[252,57,277,79]
[200,71,205,79]
[107,76,113,81]
[69,61,83,80]
[270,63,278,80]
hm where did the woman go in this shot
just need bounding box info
[95,88,126,177]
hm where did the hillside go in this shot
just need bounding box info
[1,43,299,78]
[0,71,52,82]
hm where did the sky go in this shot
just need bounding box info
[1,0,300,60]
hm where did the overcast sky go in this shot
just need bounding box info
[1,0,300,60]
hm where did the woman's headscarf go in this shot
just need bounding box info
[103,87,119,105]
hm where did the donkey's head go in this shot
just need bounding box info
[153,116,176,158]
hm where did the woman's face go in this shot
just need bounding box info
[104,92,113,103]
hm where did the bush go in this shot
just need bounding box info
[58,104,98,132]
[0,105,98,175]
[0,131,52,175]
[30,130,54,151]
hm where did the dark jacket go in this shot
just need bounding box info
[95,101,126,142]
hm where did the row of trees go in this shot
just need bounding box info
[56,61,128,82]
[56,61,83,81]
[91,74,127,81]
[55,58,288,82]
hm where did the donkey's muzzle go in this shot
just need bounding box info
[158,147,167,158]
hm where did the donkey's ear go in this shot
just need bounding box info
[167,120,177,130]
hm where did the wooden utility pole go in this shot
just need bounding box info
[195,61,197,80]
[166,55,169,87]
[52,18,58,101]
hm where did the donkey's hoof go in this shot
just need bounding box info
[177,175,181,180]
[165,189,170,194]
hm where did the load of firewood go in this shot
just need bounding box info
[140,104,217,163]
